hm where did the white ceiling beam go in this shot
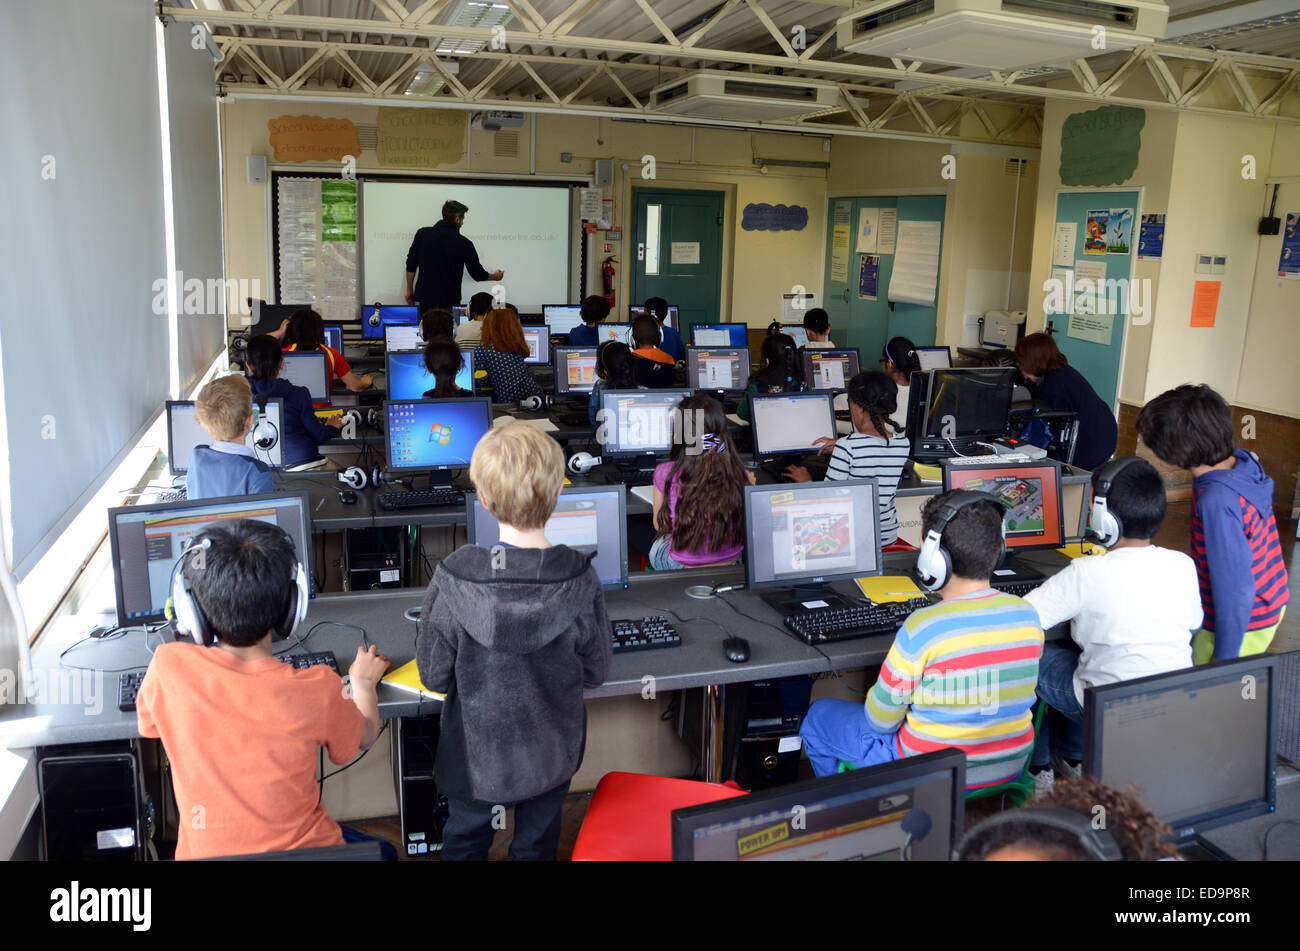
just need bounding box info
[744,0,798,60]
[683,0,741,49]
[604,69,645,111]
[516,58,561,103]
[333,49,379,94]
[500,0,546,33]
[404,0,453,28]
[469,58,513,98]
[543,0,600,37]
[1145,50,1183,103]
[282,43,331,89]
[633,0,679,45]
[369,0,409,24]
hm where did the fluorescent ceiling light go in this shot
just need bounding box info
[431,0,513,57]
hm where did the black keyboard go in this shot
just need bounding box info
[784,598,931,645]
[376,487,465,510]
[612,616,681,653]
[990,578,1043,598]
[279,651,340,674]
[118,671,147,712]
[605,468,659,487]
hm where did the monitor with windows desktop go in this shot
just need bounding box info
[386,349,475,399]
[779,324,810,348]
[905,367,1016,462]
[165,399,286,474]
[691,323,748,348]
[686,346,750,395]
[1084,654,1280,859]
[384,397,493,487]
[629,303,680,331]
[323,326,343,351]
[749,391,837,461]
[553,346,598,395]
[279,351,332,403]
[452,305,469,325]
[543,304,584,337]
[915,346,952,371]
[384,323,423,352]
[597,388,692,472]
[106,492,312,627]
[522,325,550,365]
[672,748,965,861]
[743,477,882,615]
[466,485,629,590]
[362,304,419,340]
[801,348,860,391]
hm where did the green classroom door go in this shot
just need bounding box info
[631,188,725,340]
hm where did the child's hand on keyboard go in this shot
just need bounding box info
[783,465,813,482]
[349,645,390,688]
[812,436,837,456]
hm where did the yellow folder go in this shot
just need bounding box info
[855,574,926,603]
[381,659,446,701]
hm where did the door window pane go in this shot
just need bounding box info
[645,203,661,275]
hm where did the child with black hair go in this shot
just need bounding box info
[422,338,473,398]
[881,335,920,413]
[1025,457,1200,792]
[136,519,389,859]
[802,307,834,348]
[800,490,1043,786]
[566,295,612,347]
[280,308,373,392]
[245,334,342,469]
[630,314,676,388]
[783,371,911,545]
[455,291,495,347]
[644,296,684,361]
[589,340,642,428]
[1136,384,1289,664]
[737,333,804,422]
[421,307,456,343]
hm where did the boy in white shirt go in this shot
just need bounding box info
[802,308,835,348]
[1026,457,1201,791]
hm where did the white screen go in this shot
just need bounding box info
[544,305,584,335]
[385,324,423,352]
[917,347,951,371]
[362,181,570,309]
[280,352,330,401]
[168,400,285,472]
[694,328,731,346]
[752,395,836,454]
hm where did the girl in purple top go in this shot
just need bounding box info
[650,395,756,570]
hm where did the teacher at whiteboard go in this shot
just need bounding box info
[404,200,504,311]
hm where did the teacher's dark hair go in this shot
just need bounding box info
[1015,333,1068,378]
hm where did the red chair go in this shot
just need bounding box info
[883,539,918,552]
[572,772,747,861]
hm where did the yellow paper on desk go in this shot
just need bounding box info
[1057,541,1106,558]
[911,463,942,483]
[855,575,925,603]
[381,659,446,701]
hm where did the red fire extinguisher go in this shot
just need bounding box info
[601,256,617,307]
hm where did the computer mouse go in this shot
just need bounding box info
[338,489,358,505]
[723,636,750,663]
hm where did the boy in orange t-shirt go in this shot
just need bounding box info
[136,519,388,859]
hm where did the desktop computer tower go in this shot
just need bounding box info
[38,743,143,861]
[391,715,449,856]
[345,527,405,590]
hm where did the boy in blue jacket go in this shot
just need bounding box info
[187,374,274,500]
[244,335,341,469]
[1136,384,1289,663]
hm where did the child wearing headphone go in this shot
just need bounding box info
[186,374,274,500]
[135,519,389,859]
[629,314,676,388]
[799,490,1043,788]
[1023,457,1200,793]
[245,334,342,469]
[737,333,805,422]
[588,340,641,428]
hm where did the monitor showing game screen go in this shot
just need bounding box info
[943,460,1064,551]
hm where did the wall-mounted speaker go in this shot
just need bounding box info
[246,154,268,185]
[594,159,613,187]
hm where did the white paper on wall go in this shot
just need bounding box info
[887,220,941,306]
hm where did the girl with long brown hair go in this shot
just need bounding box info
[473,308,540,403]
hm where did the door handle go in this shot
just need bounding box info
[841,288,850,304]
[637,242,645,262]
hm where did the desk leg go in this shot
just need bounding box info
[701,683,725,784]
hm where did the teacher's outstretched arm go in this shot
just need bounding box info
[405,233,420,304]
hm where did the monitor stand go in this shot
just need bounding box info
[1174,834,1236,862]
[989,551,1046,588]
[760,583,855,617]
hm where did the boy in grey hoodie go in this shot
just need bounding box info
[416,422,612,860]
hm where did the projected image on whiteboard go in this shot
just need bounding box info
[362,181,571,310]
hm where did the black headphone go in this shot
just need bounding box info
[914,489,1006,592]
[1087,456,1142,548]
[954,806,1124,861]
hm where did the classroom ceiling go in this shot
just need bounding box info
[167,0,1300,147]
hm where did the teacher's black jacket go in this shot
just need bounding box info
[1025,363,1118,471]
[405,218,491,308]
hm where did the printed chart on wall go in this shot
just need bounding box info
[1279,212,1300,279]
[277,176,358,324]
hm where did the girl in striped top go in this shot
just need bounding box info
[784,371,911,545]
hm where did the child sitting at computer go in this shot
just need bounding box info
[647,394,755,571]
[737,333,805,422]
[799,490,1044,787]
[455,291,494,348]
[415,423,612,861]
[421,307,456,342]
[644,297,684,361]
[782,371,911,546]
[473,309,541,404]
[1024,457,1200,791]
[422,338,472,398]
[245,334,343,470]
[136,519,389,859]
[566,295,612,348]
[882,336,920,415]
[629,315,677,388]
[186,374,274,500]
[802,308,835,348]
[1136,384,1289,664]
[281,308,373,393]
[588,340,641,428]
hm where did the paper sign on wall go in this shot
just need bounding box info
[781,293,818,321]
[671,241,700,265]
[1067,311,1114,345]
[859,255,879,300]
[268,116,362,163]
[1137,214,1165,259]
[579,188,603,219]
[1190,280,1220,327]
[1279,212,1300,278]
[877,209,897,254]
[375,108,465,167]
[1071,258,1109,315]
[831,220,852,283]
[856,208,879,252]
[887,220,941,306]
[1052,223,1077,266]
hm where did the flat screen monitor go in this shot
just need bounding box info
[1083,655,1279,839]
[322,326,343,351]
[594,322,633,346]
[942,459,1064,552]
[744,478,882,595]
[915,346,952,371]
[543,305,584,337]
[452,305,469,325]
[686,347,750,393]
[780,324,810,348]
[597,388,692,458]
[384,323,424,352]
[671,748,965,862]
[801,348,861,391]
[691,323,748,348]
[386,349,475,400]
[629,304,680,331]
[553,346,598,394]
[279,351,331,403]
[165,398,286,474]
[466,485,629,590]
[749,392,837,458]
[362,304,419,339]
[106,492,312,627]
[244,302,301,337]
[919,368,1016,439]
[522,325,550,365]
[384,397,492,474]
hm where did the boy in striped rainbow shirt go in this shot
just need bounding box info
[799,491,1044,789]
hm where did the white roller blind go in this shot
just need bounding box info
[162,15,226,394]
[0,0,169,576]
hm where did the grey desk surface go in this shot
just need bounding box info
[1200,772,1300,860]
[0,550,1072,751]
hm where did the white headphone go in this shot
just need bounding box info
[1087,457,1141,548]
[169,533,309,646]
[914,490,1006,591]
[338,466,369,490]
[250,394,279,451]
[368,303,383,327]
[567,451,602,475]
[520,394,548,412]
